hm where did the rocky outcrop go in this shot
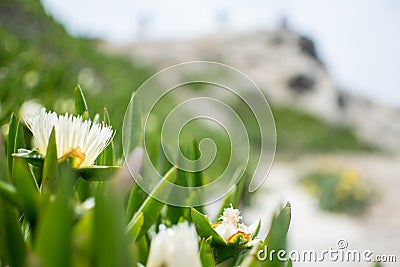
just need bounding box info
[103,29,400,152]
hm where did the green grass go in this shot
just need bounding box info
[272,105,372,153]
[0,0,151,153]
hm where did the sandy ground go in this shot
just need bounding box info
[241,153,400,267]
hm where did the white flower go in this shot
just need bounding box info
[147,222,202,267]
[213,204,253,243]
[19,99,43,119]
[24,108,114,167]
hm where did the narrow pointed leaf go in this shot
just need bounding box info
[35,163,76,267]
[191,208,227,245]
[125,182,147,223]
[192,140,205,187]
[200,237,214,267]
[0,198,27,267]
[0,135,27,266]
[12,149,44,167]
[245,202,291,267]
[78,166,120,181]
[12,158,39,227]
[126,167,177,239]
[97,108,114,166]
[14,121,26,155]
[7,113,18,176]
[41,128,58,192]
[0,180,19,208]
[122,92,142,155]
[71,210,93,267]
[74,84,89,120]
[93,184,132,267]
[126,212,144,242]
[236,245,260,267]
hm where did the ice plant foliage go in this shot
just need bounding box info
[213,204,252,243]
[0,86,292,267]
[147,222,202,267]
[24,108,114,167]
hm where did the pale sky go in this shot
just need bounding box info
[41,0,400,107]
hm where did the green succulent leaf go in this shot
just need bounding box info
[7,113,18,176]
[13,149,44,167]
[35,163,76,267]
[236,245,260,267]
[0,197,27,267]
[126,166,177,239]
[243,202,291,267]
[0,134,27,266]
[0,180,19,208]
[191,207,227,246]
[93,182,132,267]
[12,158,39,227]
[125,183,147,223]
[199,237,214,267]
[122,92,142,155]
[74,84,89,120]
[41,128,58,192]
[78,166,120,181]
[96,108,114,166]
[126,212,144,242]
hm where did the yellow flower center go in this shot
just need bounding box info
[60,147,86,168]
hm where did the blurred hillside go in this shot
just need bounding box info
[0,0,150,142]
[0,0,386,155]
[104,29,400,153]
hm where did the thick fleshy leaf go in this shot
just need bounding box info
[12,149,44,167]
[0,134,27,266]
[249,220,261,239]
[34,163,76,267]
[0,180,19,208]
[74,84,89,120]
[71,210,94,267]
[78,166,120,181]
[192,140,205,187]
[242,203,291,267]
[0,198,27,266]
[214,245,248,265]
[126,166,177,239]
[200,237,214,267]
[125,182,147,223]
[263,202,291,250]
[41,128,58,192]
[126,212,144,242]
[93,183,132,267]
[236,245,259,267]
[122,92,142,155]
[191,207,227,245]
[7,113,18,176]
[96,108,114,166]
[166,205,190,225]
[12,158,39,228]
[135,236,149,264]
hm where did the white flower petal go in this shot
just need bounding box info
[24,108,115,167]
[147,222,202,267]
